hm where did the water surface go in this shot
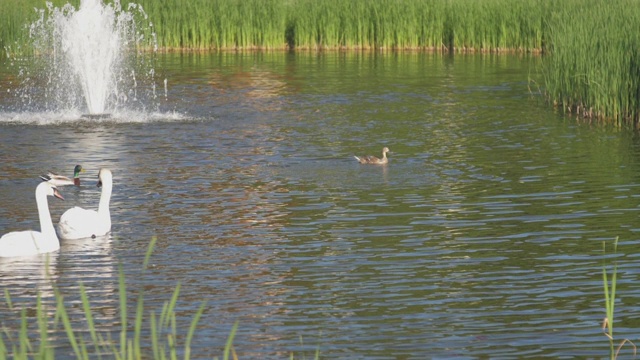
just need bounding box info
[1,52,640,358]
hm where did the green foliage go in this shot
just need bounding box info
[602,237,618,358]
[6,0,640,124]
[601,237,637,359]
[541,0,640,125]
[121,0,287,50]
[0,0,80,53]
[4,0,554,52]
[0,237,227,359]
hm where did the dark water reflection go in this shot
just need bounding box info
[2,52,640,358]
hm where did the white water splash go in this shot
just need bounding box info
[61,0,119,114]
[24,0,158,115]
[0,109,188,125]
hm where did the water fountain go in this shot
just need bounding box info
[25,0,157,118]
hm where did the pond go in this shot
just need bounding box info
[2,51,640,359]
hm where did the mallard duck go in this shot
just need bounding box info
[0,182,64,257]
[58,168,112,240]
[40,164,84,186]
[354,147,390,165]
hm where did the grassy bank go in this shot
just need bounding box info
[3,0,640,124]
[0,238,217,360]
[0,233,324,359]
[0,238,320,359]
[541,0,640,124]
[0,0,80,53]
[2,0,552,52]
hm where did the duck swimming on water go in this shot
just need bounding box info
[354,147,390,165]
[41,164,84,186]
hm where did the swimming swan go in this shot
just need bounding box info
[41,164,84,186]
[58,168,112,240]
[0,182,64,257]
[354,147,391,165]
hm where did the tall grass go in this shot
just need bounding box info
[0,237,236,360]
[6,0,640,124]
[122,0,288,50]
[541,0,640,125]
[0,0,80,53]
[601,237,636,359]
[4,0,553,52]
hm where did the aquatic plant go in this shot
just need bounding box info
[120,0,288,50]
[6,0,640,124]
[541,0,640,125]
[0,0,80,54]
[4,0,552,52]
[143,0,549,51]
[0,237,230,359]
[601,237,636,359]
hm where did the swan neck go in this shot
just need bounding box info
[98,180,112,218]
[36,189,56,237]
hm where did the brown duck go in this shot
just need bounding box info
[354,147,390,165]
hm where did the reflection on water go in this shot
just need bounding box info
[0,236,118,345]
[2,52,640,358]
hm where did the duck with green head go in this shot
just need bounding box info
[41,164,84,186]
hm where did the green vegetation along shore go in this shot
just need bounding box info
[2,0,640,123]
[1,0,552,52]
[541,0,640,124]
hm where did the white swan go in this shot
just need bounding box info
[0,182,64,257]
[58,168,112,240]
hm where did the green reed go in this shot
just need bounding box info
[601,237,637,359]
[0,0,79,53]
[283,0,548,51]
[602,237,619,359]
[540,0,640,125]
[4,0,554,52]
[121,0,288,50]
[0,237,236,360]
[7,0,640,124]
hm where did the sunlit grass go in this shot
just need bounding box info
[0,0,80,53]
[4,0,554,52]
[0,237,231,359]
[152,0,549,51]
[0,237,320,359]
[6,0,640,123]
[540,0,640,125]
[601,237,636,360]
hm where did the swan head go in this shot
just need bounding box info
[97,168,112,188]
[37,181,65,200]
[382,147,390,154]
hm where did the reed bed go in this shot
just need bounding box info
[4,0,554,52]
[541,0,640,125]
[141,0,549,51]
[123,0,288,50]
[601,237,637,359]
[0,238,234,360]
[5,0,640,123]
[0,0,79,53]
[0,238,320,359]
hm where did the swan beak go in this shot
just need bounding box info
[53,188,64,200]
[97,180,102,188]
